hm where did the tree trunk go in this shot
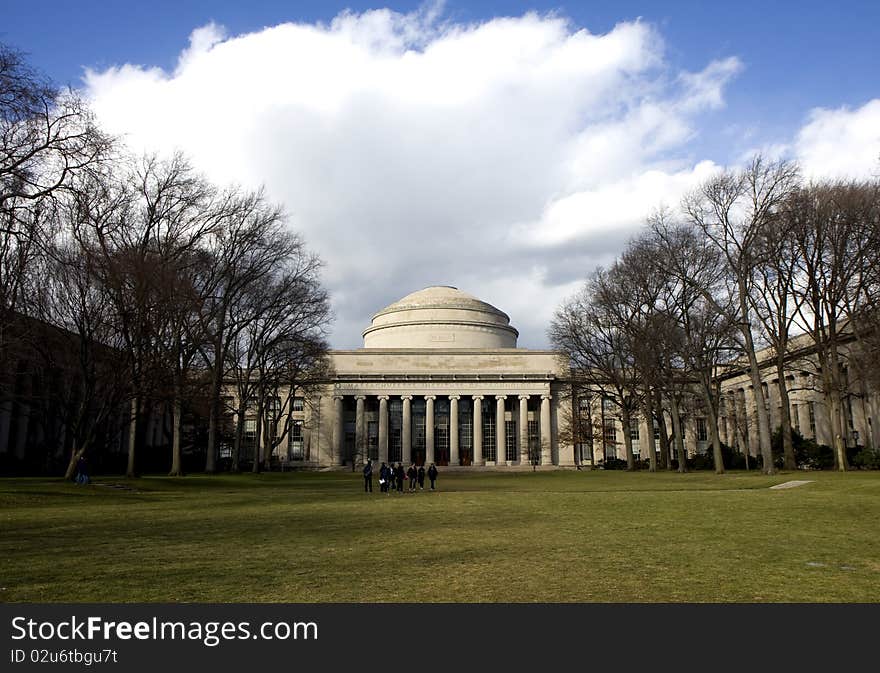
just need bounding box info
[621,407,635,471]
[775,359,796,470]
[205,356,222,473]
[252,394,264,473]
[169,387,183,476]
[654,390,671,470]
[826,341,848,472]
[699,379,724,474]
[739,293,775,474]
[669,392,687,473]
[642,390,657,472]
[63,444,89,480]
[232,409,243,473]
[126,396,138,478]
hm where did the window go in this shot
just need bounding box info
[482,400,496,462]
[761,382,770,410]
[604,421,617,460]
[576,398,592,463]
[459,405,472,465]
[505,419,517,461]
[367,420,378,461]
[435,399,450,466]
[413,402,426,461]
[528,419,540,463]
[292,397,305,412]
[290,420,304,459]
[809,402,816,438]
[629,423,639,441]
[244,419,257,441]
[696,418,708,442]
[389,399,402,463]
[695,417,708,454]
[792,404,800,433]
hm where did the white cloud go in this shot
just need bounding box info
[82,7,745,348]
[795,99,880,180]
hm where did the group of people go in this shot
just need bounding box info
[363,459,438,494]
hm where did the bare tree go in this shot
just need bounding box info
[642,220,739,473]
[194,190,296,472]
[225,238,331,473]
[681,156,800,474]
[83,153,220,477]
[550,268,641,471]
[749,206,806,470]
[1,43,111,403]
[790,180,880,470]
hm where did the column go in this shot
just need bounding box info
[378,395,389,465]
[518,395,529,464]
[425,395,436,465]
[449,395,460,466]
[402,396,412,464]
[332,395,343,465]
[355,395,366,461]
[540,394,552,465]
[496,395,507,464]
[473,396,483,465]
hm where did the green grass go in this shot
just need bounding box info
[1,470,878,602]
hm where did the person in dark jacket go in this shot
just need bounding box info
[75,455,90,485]
[427,463,438,490]
[417,465,426,490]
[406,464,417,492]
[395,463,404,492]
[363,459,373,492]
[379,462,389,494]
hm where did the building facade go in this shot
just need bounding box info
[274,286,576,468]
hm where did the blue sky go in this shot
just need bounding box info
[3,2,879,347]
[5,1,878,159]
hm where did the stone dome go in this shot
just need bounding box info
[362,286,519,349]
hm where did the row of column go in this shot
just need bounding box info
[332,393,553,466]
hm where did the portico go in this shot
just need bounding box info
[310,286,574,468]
[329,383,554,467]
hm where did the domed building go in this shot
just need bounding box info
[363,286,519,349]
[290,286,575,468]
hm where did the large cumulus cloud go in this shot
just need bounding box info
[82,7,876,348]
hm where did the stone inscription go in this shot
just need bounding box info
[335,381,550,391]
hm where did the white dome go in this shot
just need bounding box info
[362,286,519,349]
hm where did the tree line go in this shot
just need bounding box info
[550,157,880,474]
[0,43,332,478]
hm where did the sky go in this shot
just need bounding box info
[3,1,879,348]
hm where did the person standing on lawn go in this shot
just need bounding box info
[427,463,438,490]
[363,459,373,493]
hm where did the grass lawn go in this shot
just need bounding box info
[1,469,878,602]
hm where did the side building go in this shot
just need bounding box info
[567,329,878,466]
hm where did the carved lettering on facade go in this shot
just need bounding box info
[333,381,552,392]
